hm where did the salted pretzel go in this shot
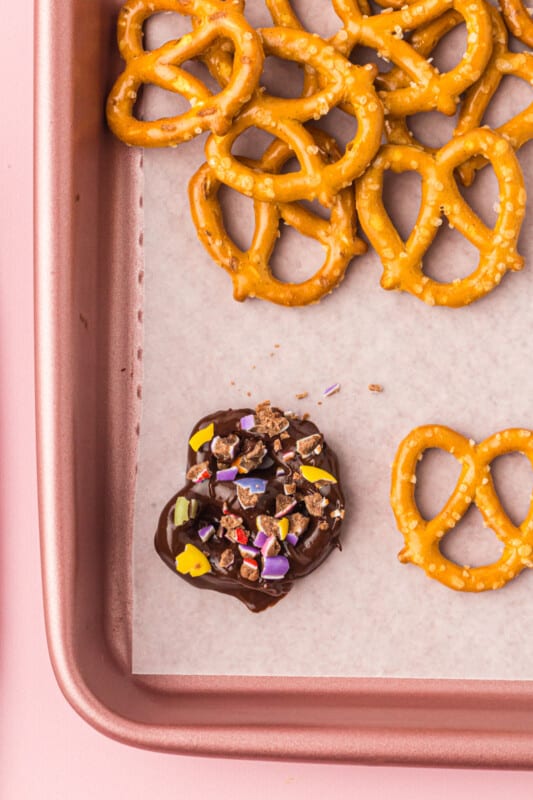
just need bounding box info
[391,425,533,592]
[356,128,526,307]
[106,0,263,147]
[455,5,533,184]
[189,129,366,305]
[204,26,383,205]
[266,0,493,116]
[380,5,533,186]
[499,0,533,48]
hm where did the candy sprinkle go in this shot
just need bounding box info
[253,530,268,548]
[176,544,211,577]
[239,414,255,431]
[286,533,299,546]
[261,555,290,580]
[189,422,214,452]
[234,477,268,494]
[239,544,259,558]
[323,383,340,398]
[277,517,290,540]
[217,467,239,481]
[173,496,190,526]
[198,524,215,543]
[300,465,338,484]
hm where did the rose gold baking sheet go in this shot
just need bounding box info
[35,0,533,766]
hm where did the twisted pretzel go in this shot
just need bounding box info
[106,0,263,146]
[499,0,533,48]
[380,5,533,186]
[356,128,526,307]
[204,26,383,205]
[266,0,492,116]
[391,425,533,592]
[189,129,366,305]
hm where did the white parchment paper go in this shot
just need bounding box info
[132,0,533,677]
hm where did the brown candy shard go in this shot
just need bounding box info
[236,485,259,509]
[262,536,281,557]
[219,514,243,530]
[275,494,298,517]
[256,514,281,538]
[296,434,323,459]
[219,548,235,569]
[211,433,240,464]
[240,559,259,582]
[186,460,211,482]
[304,493,328,517]
[253,401,290,437]
[288,512,310,536]
[284,482,296,495]
[238,439,267,472]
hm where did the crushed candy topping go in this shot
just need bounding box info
[172,403,345,590]
[176,544,211,577]
[300,465,338,484]
[296,434,323,459]
[186,461,211,483]
[189,423,214,452]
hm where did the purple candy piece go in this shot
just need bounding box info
[261,555,290,580]
[216,467,238,481]
[198,524,215,543]
[286,533,299,546]
[240,414,255,431]
[238,544,259,558]
[234,477,268,494]
[253,531,267,548]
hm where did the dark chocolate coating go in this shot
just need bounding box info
[155,406,345,612]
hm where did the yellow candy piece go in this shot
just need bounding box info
[189,422,214,452]
[300,465,337,484]
[278,517,289,541]
[176,544,212,578]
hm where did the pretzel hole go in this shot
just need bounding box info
[456,163,498,228]
[269,223,328,283]
[218,185,256,252]
[315,106,360,150]
[144,11,193,49]
[231,128,277,160]
[382,170,422,241]
[287,0,343,38]
[421,224,480,282]
[407,110,459,150]
[415,448,462,521]
[260,56,305,99]
[490,452,533,528]
[420,22,468,75]
[138,83,192,121]
[349,46,392,76]
[440,506,504,567]
[482,75,533,130]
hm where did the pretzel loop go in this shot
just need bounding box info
[189,130,366,305]
[356,128,526,307]
[499,0,533,48]
[205,27,383,205]
[106,0,264,146]
[391,426,533,592]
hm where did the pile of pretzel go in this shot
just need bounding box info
[107,0,531,307]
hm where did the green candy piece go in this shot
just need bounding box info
[190,499,199,519]
[174,496,190,526]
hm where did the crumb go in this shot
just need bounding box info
[302,413,310,421]
[246,391,251,397]
[274,343,280,348]
[230,380,235,385]
[295,392,308,400]
[368,384,383,393]
[317,401,322,405]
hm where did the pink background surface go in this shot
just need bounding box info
[3,1,533,796]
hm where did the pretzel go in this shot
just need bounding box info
[266,0,493,116]
[380,5,533,186]
[189,129,366,305]
[204,27,383,205]
[106,0,264,146]
[455,5,533,185]
[499,0,533,48]
[391,425,533,592]
[356,128,526,307]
